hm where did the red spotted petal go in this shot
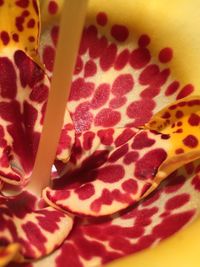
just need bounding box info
[31,161,200,267]
[0,191,73,261]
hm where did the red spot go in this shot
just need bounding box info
[96,12,108,26]
[127,99,155,127]
[122,179,138,193]
[153,211,195,239]
[159,47,173,63]
[108,144,129,162]
[75,183,95,200]
[115,128,135,147]
[188,113,200,126]
[48,0,58,14]
[139,65,160,85]
[43,45,55,72]
[30,84,48,103]
[74,56,83,75]
[83,131,95,150]
[97,128,114,146]
[162,112,171,119]
[27,18,35,28]
[56,243,83,267]
[91,83,110,109]
[129,48,151,69]
[16,0,29,8]
[22,222,46,256]
[140,86,160,98]
[112,74,134,97]
[134,149,167,180]
[111,25,129,42]
[84,60,97,78]
[175,148,184,154]
[132,132,155,150]
[69,78,94,101]
[12,33,19,42]
[73,102,93,133]
[28,36,35,43]
[109,96,127,109]
[165,194,190,210]
[192,175,200,191]
[1,31,10,45]
[51,25,59,47]
[165,81,180,96]
[100,43,117,71]
[0,0,4,6]
[183,135,198,148]
[0,57,17,99]
[114,49,130,70]
[176,84,194,100]
[187,99,200,106]
[138,35,151,47]
[89,36,108,59]
[94,108,121,127]
[185,162,194,174]
[15,16,24,32]
[123,151,139,164]
[97,165,125,183]
[175,110,184,118]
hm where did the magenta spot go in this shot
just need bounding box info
[73,102,93,133]
[1,31,10,45]
[123,151,139,164]
[16,0,29,8]
[153,211,195,239]
[130,48,151,69]
[114,49,130,70]
[97,165,125,183]
[112,74,134,97]
[91,83,110,109]
[83,131,95,150]
[100,43,117,71]
[138,35,151,47]
[96,12,108,26]
[94,108,121,127]
[176,84,194,100]
[109,96,127,109]
[69,78,94,101]
[75,184,95,200]
[30,84,48,103]
[111,24,129,42]
[51,25,59,47]
[132,131,155,149]
[97,128,114,146]
[48,0,58,14]
[134,149,167,180]
[127,99,155,127]
[43,45,55,72]
[139,64,160,85]
[183,135,198,148]
[122,179,138,194]
[108,144,128,162]
[84,60,97,78]
[0,57,17,99]
[165,81,180,96]
[188,113,200,126]
[175,110,183,118]
[115,128,135,147]
[159,47,173,63]
[165,194,190,210]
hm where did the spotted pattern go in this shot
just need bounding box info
[1,0,200,267]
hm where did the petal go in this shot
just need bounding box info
[0,191,73,261]
[34,161,200,267]
[0,244,19,267]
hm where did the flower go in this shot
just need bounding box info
[0,0,200,267]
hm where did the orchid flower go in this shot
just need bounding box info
[0,0,200,267]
